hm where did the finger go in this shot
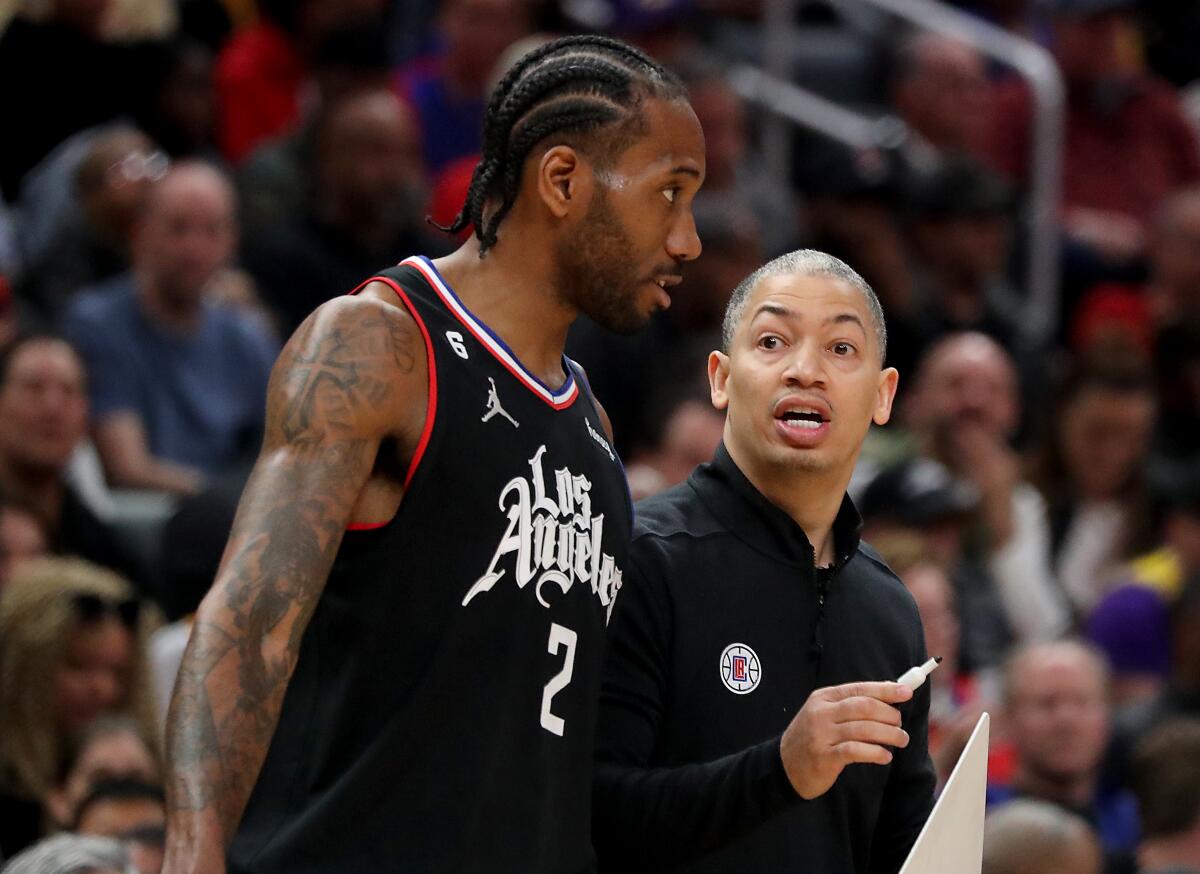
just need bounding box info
[821,681,913,705]
[834,741,894,767]
[836,721,909,749]
[831,696,904,726]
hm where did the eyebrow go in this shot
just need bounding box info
[668,164,702,179]
[752,302,792,320]
[828,313,867,334]
[752,305,868,334]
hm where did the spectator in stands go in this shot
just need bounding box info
[623,396,725,500]
[1086,464,1200,709]
[0,558,157,859]
[987,0,1200,269]
[135,37,220,162]
[0,336,145,585]
[0,496,48,592]
[46,716,159,832]
[236,22,393,242]
[679,58,798,258]
[1112,575,1200,767]
[1086,582,1171,710]
[1147,188,1200,465]
[397,0,533,175]
[857,457,1018,676]
[148,472,242,727]
[0,0,148,199]
[1,833,131,874]
[213,0,386,163]
[874,532,989,784]
[1029,356,1158,616]
[983,800,1103,874]
[242,89,438,336]
[80,788,165,873]
[17,127,166,330]
[1130,720,1200,874]
[798,143,915,321]
[889,31,992,174]
[64,162,278,495]
[890,158,1028,382]
[74,779,165,846]
[991,640,1139,868]
[899,332,1070,643]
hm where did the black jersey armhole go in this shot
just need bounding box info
[343,273,439,532]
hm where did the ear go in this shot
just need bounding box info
[872,366,900,426]
[708,350,731,411]
[535,145,589,220]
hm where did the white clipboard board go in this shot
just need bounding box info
[898,712,990,874]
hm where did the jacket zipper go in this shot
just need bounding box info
[810,573,829,667]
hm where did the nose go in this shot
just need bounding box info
[89,668,122,711]
[782,340,825,388]
[666,206,702,263]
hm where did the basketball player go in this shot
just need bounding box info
[162,36,704,873]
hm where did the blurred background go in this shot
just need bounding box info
[0,0,1198,872]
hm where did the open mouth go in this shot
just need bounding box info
[777,409,827,430]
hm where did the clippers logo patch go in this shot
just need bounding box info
[720,643,761,695]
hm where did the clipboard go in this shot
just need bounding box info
[898,712,990,874]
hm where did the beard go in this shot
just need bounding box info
[553,187,651,335]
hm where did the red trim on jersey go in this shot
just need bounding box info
[404,257,579,411]
[371,276,438,490]
[346,520,390,531]
[342,275,439,530]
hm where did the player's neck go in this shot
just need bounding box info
[433,239,578,390]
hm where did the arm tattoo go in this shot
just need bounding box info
[165,301,419,845]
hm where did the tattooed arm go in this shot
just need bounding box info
[162,290,426,873]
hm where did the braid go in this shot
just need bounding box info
[481,98,623,248]
[432,34,684,252]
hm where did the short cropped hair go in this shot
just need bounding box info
[721,249,887,361]
[983,800,1097,874]
[1131,719,1200,839]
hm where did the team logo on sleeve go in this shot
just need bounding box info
[720,643,761,694]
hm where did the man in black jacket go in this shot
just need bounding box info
[594,249,935,873]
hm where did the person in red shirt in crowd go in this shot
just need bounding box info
[987,0,1200,266]
[213,0,385,164]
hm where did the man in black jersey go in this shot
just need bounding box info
[594,250,935,873]
[162,36,704,873]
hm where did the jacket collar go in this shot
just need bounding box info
[687,442,862,572]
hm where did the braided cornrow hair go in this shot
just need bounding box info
[435,35,685,254]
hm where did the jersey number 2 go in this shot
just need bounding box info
[540,623,577,737]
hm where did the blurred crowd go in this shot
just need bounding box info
[0,0,1198,872]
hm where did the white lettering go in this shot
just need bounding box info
[463,445,622,618]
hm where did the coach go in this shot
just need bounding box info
[593,251,935,873]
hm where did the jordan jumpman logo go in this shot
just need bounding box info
[481,378,519,428]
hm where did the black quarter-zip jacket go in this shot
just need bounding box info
[594,444,935,873]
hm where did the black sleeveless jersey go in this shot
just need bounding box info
[229,257,632,873]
